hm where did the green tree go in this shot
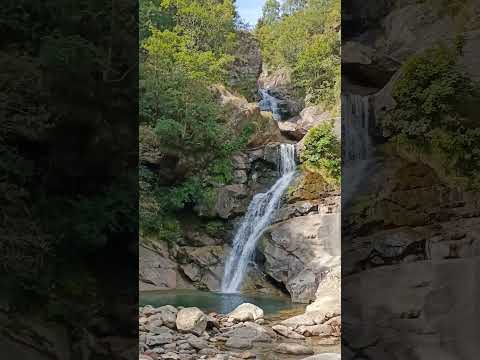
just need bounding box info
[261,0,281,24]
[281,0,307,15]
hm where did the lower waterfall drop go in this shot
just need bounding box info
[221,143,296,293]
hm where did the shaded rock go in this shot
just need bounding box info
[214,185,249,219]
[227,31,262,101]
[177,246,226,291]
[152,305,177,329]
[146,333,173,346]
[278,120,305,141]
[287,269,319,303]
[139,244,192,291]
[176,307,208,335]
[228,303,264,322]
[274,343,314,355]
[184,231,222,246]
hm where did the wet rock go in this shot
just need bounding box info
[176,307,208,336]
[274,343,314,355]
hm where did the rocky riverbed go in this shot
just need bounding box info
[139,303,340,360]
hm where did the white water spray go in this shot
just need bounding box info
[221,144,296,293]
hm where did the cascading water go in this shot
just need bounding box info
[342,94,374,205]
[258,89,282,121]
[221,144,296,293]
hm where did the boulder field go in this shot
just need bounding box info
[139,303,340,360]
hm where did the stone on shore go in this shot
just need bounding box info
[176,307,208,335]
[274,343,315,355]
[228,303,264,322]
[272,324,305,339]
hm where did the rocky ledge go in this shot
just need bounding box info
[139,303,340,360]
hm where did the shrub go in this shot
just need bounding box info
[384,45,480,187]
[300,122,340,185]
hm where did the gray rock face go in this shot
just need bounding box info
[214,184,249,219]
[177,246,226,291]
[176,307,208,336]
[261,212,340,303]
[139,244,192,291]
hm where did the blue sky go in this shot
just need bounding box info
[236,0,266,26]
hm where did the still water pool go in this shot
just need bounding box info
[140,290,303,317]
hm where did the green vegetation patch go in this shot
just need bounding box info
[256,0,340,110]
[300,122,340,186]
[384,45,480,188]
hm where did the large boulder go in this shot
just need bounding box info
[260,212,340,303]
[228,303,264,322]
[175,307,208,335]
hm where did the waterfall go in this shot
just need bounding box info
[258,89,282,121]
[341,94,374,205]
[221,144,296,293]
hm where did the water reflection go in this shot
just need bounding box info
[140,290,301,316]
